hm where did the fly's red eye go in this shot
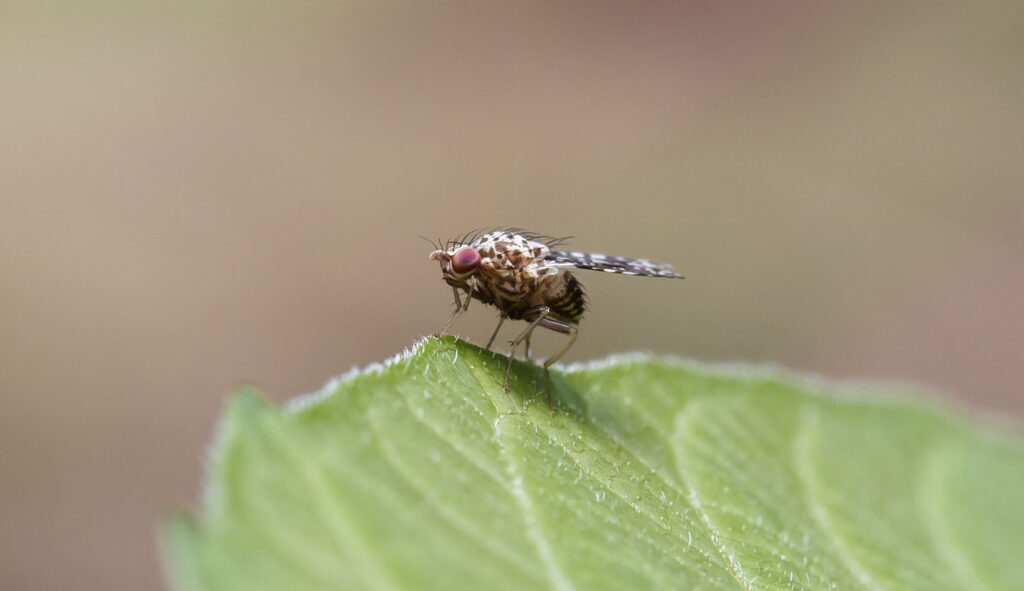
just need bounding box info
[451,247,481,275]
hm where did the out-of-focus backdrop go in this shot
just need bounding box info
[2,2,1022,589]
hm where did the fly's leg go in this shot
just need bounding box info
[537,316,578,368]
[534,315,578,408]
[485,314,506,350]
[501,308,579,409]
[442,286,471,333]
[441,287,461,333]
[503,307,551,392]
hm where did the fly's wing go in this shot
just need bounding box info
[545,250,684,279]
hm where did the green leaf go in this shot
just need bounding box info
[162,336,1024,591]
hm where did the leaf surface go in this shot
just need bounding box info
[164,336,1024,591]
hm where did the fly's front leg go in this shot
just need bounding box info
[442,286,472,333]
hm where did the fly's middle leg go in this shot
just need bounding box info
[485,314,506,351]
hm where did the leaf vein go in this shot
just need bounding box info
[670,412,756,591]
[793,404,885,591]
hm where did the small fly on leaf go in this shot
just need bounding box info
[428,229,684,399]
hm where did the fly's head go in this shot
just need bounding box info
[429,243,483,290]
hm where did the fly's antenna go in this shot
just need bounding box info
[418,235,444,251]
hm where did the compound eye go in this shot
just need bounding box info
[451,246,481,275]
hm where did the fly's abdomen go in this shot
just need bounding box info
[544,272,587,324]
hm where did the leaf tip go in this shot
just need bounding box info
[225,385,273,419]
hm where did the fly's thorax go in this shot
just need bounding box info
[473,232,550,272]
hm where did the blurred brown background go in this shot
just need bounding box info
[2,2,1022,589]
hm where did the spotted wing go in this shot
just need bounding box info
[545,250,684,278]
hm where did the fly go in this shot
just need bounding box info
[428,229,684,400]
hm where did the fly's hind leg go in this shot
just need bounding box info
[535,316,578,408]
[503,307,551,392]
[538,316,578,369]
[501,308,578,409]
